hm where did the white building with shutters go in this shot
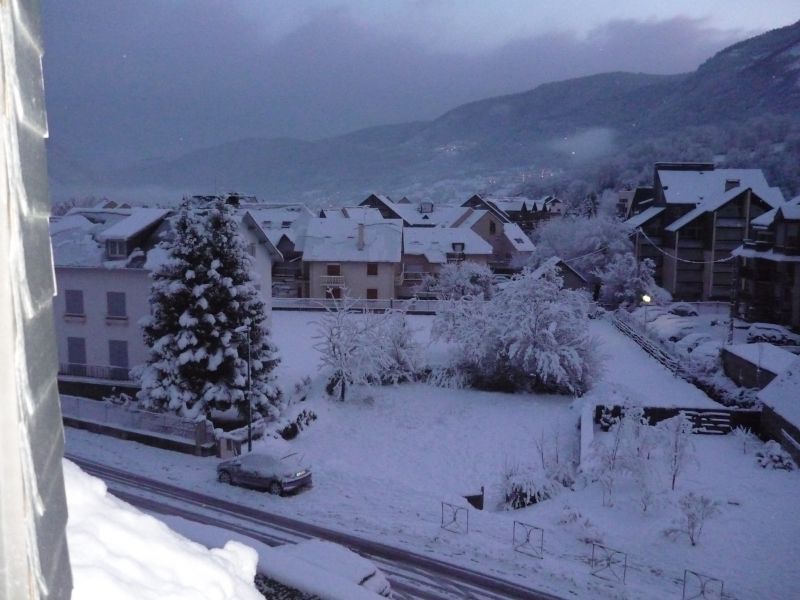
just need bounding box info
[50,202,280,392]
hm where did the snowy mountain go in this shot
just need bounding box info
[49,20,800,204]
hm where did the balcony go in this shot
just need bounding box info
[320,275,345,287]
[59,362,132,382]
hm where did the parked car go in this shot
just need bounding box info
[668,302,699,317]
[649,315,696,342]
[746,323,800,345]
[217,452,312,495]
[274,539,392,597]
[675,333,713,356]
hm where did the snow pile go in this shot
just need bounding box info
[64,460,262,600]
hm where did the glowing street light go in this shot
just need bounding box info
[642,294,652,332]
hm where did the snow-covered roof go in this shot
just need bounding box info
[392,203,468,227]
[503,222,535,252]
[452,208,488,229]
[320,207,386,223]
[759,356,800,428]
[657,168,781,206]
[750,196,800,228]
[732,246,800,263]
[724,343,797,376]
[245,205,312,249]
[49,214,105,267]
[97,208,169,241]
[403,227,492,264]
[624,206,665,229]
[666,183,785,233]
[779,203,800,221]
[303,218,402,263]
[530,256,587,282]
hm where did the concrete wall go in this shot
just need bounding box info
[761,405,800,465]
[721,348,779,390]
[308,261,398,299]
[1,1,73,596]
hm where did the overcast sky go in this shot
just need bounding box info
[43,1,799,167]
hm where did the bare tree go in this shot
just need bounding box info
[658,413,696,491]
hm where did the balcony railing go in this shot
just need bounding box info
[320,275,345,287]
[59,362,132,382]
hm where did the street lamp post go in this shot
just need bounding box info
[235,325,253,452]
[642,294,652,334]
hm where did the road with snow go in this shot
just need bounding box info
[68,455,563,600]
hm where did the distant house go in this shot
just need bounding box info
[626,163,784,301]
[462,194,560,233]
[452,208,535,271]
[358,194,468,227]
[399,227,493,297]
[733,196,800,330]
[302,218,403,299]
[530,256,589,291]
[242,204,313,298]
[51,202,281,394]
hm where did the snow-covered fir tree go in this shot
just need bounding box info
[137,197,281,419]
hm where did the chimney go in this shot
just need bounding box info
[725,179,740,192]
[357,222,365,250]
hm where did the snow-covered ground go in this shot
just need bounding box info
[64,460,262,600]
[64,311,800,599]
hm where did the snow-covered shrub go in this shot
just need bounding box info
[137,198,281,419]
[419,261,494,300]
[534,428,578,488]
[278,409,318,440]
[756,440,796,470]
[731,426,759,455]
[314,301,421,400]
[658,413,696,491]
[501,463,562,509]
[664,493,721,546]
[433,263,602,395]
[558,506,604,545]
[375,309,422,383]
[594,254,670,309]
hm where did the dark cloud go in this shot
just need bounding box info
[42,2,755,168]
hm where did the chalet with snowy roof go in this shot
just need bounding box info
[51,203,281,393]
[302,218,403,299]
[462,194,561,233]
[530,256,589,291]
[626,162,784,301]
[358,194,469,228]
[398,227,492,297]
[451,207,535,272]
[242,204,313,298]
[733,195,800,330]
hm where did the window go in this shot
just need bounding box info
[106,239,127,258]
[281,221,291,228]
[106,291,127,319]
[366,288,378,300]
[247,243,256,257]
[367,262,378,276]
[452,242,465,253]
[67,337,86,376]
[326,264,341,276]
[489,221,497,235]
[64,289,84,315]
[108,340,129,380]
[325,287,341,299]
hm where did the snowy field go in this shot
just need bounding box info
[65,311,799,599]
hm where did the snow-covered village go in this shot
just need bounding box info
[3,3,800,600]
